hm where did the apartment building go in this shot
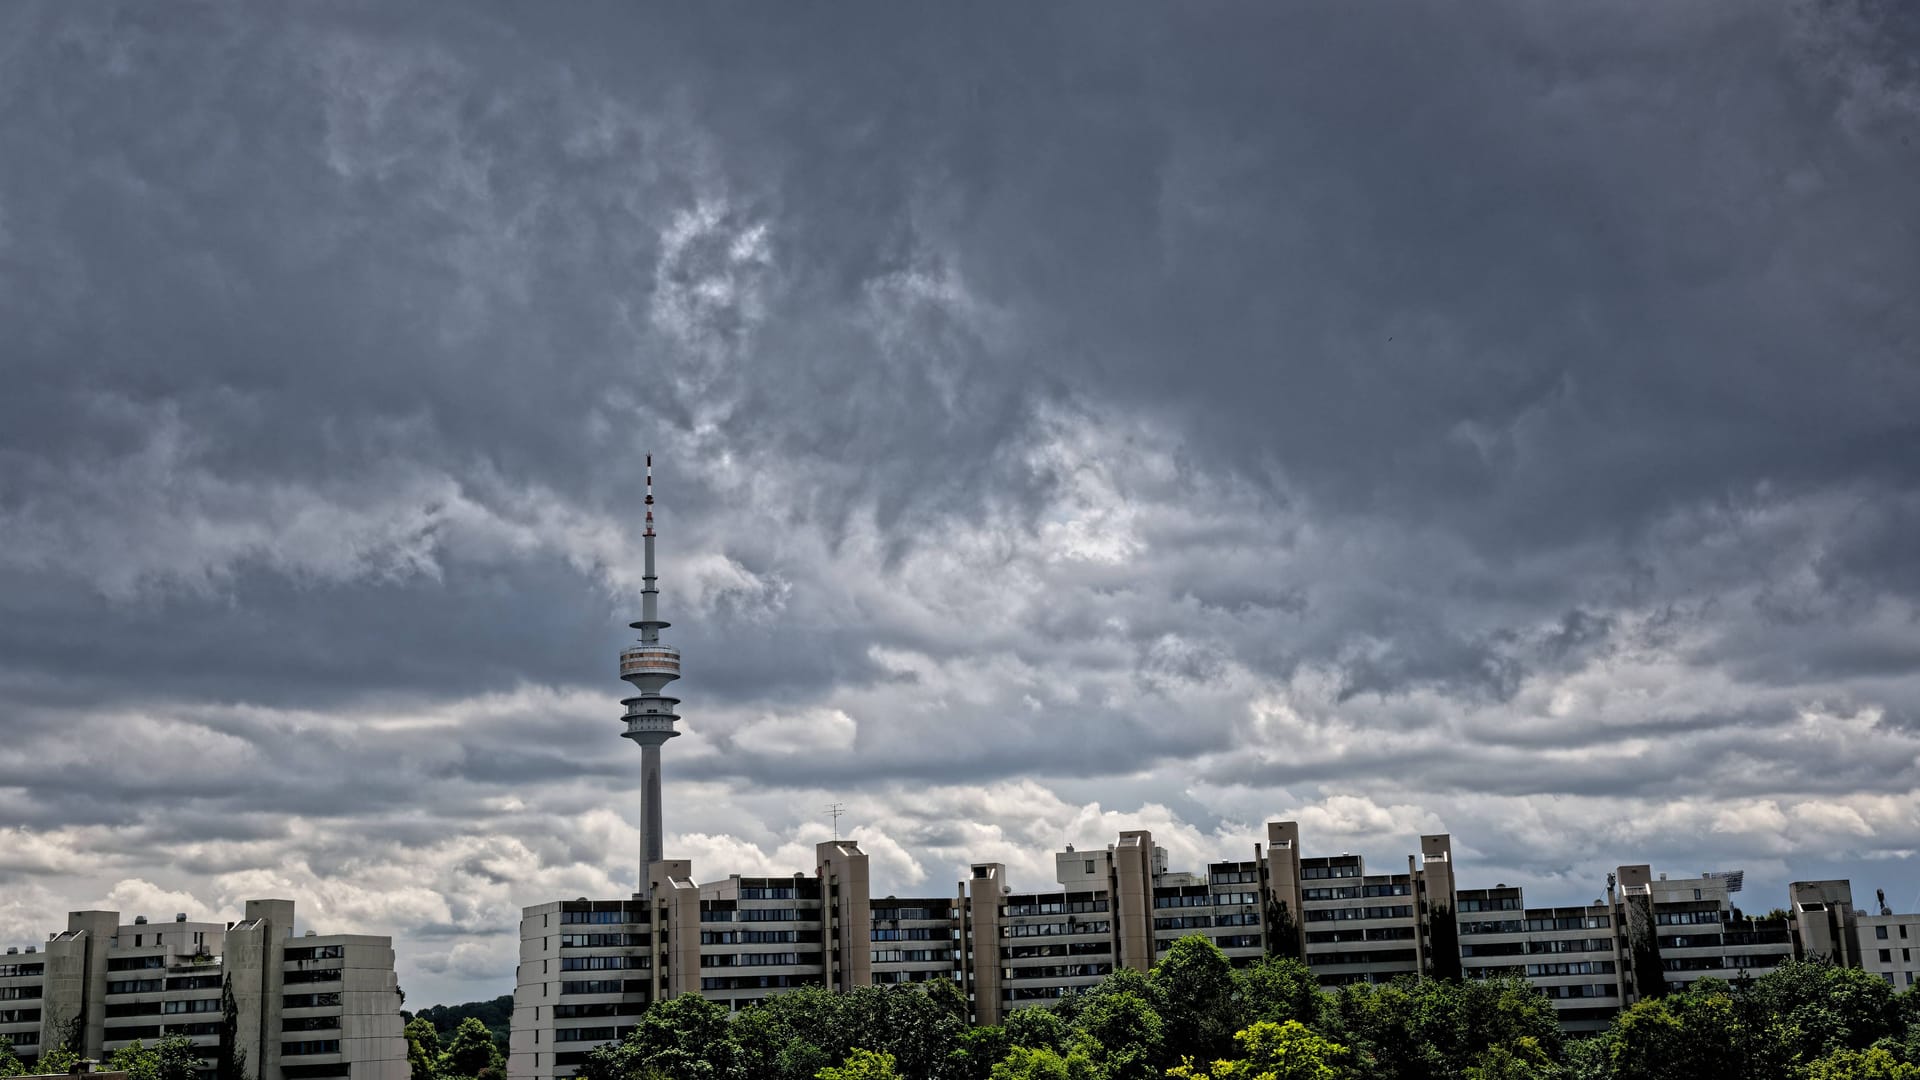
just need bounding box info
[1452,866,1797,1033]
[1861,913,1920,992]
[0,899,405,1080]
[1616,866,1794,997]
[510,818,1920,1080]
[511,842,913,1080]
[511,821,1467,1080]
[1791,880,1920,992]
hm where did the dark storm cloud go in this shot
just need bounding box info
[3,0,1919,1003]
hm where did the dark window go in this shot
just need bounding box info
[284,968,343,984]
[107,956,167,972]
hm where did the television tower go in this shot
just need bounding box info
[620,454,681,895]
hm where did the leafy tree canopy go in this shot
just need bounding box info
[815,1048,901,1080]
[1168,1019,1355,1080]
[987,1045,1096,1080]
[1151,936,1243,1066]
[106,1035,206,1080]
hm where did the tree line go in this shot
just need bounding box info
[568,935,1920,1080]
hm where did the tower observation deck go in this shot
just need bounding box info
[621,454,680,895]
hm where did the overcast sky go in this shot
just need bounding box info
[3,1,1918,1007]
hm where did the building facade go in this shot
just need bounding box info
[1,899,405,1080]
[510,819,1920,1080]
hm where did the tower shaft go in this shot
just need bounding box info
[639,743,665,870]
[621,454,680,897]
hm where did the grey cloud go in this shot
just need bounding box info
[3,0,1919,1004]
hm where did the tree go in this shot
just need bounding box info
[1604,989,1743,1080]
[1804,1047,1920,1080]
[407,1016,446,1080]
[0,1036,25,1079]
[217,973,248,1080]
[1152,936,1243,1066]
[953,1027,1012,1080]
[1168,1020,1355,1080]
[1744,960,1907,1069]
[987,1046,1096,1080]
[1325,975,1562,1080]
[1461,1041,1555,1080]
[815,1049,901,1080]
[445,1016,506,1080]
[1003,1008,1069,1052]
[728,983,964,1080]
[1236,957,1327,1030]
[1425,905,1462,983]
[407,995,513,1054]
[106,1035,206,1080]
[1264,899,1304,962]
[1068,987,1164,1080]
[577,993,740,1080]
[35,1014,87,1075]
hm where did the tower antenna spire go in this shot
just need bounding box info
[622,451,681,896]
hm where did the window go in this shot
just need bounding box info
[285,945,346,962]
[1880,949,1892,963]
[1526,961,1615,976]
[560,956,631,971]
[1153,916,1213,931]
[738,909,800,922]
[108,956,167,972]
[561,909,641,925]
[166,975,221,991]
[284,968,343,984]
[1303,905,1413,923]
[1878,926,1890,940]
[1693,890,1702,900]
[1084,860,1095,874]
[553,1028,618,1045]
[561,933,644,948]
[282,1041,342,1057]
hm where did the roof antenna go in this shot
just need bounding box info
[826,802,847,841]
